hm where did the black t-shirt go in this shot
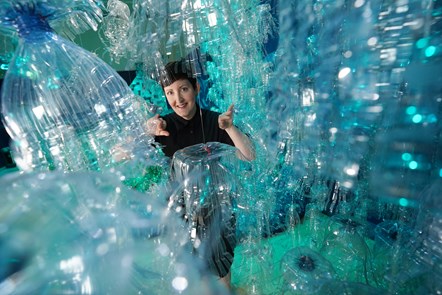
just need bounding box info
[155,106,234,158]
[156,106,237,278]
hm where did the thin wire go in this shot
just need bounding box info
[199,101,206,144]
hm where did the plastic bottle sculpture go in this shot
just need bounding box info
[170,142,239,278]
[369,0,442,206]
[129,63,169,116]
[409,181,442,294]
[0,170,229,295]
[0,1,160,172]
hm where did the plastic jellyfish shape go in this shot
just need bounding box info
[0,1,156,172]
[280,246,335,294]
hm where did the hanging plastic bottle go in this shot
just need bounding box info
[0,1,161,172]
[369,0,442,207]
[170,142,240,276]
[98,0,131,64]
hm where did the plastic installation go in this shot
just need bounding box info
[266,1,441,294]
[170,142,240,279]
[116,0,440,293]
[0,0,441,294]
[0,171,230,294]
[0,0,165,174]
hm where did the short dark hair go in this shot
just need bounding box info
[159,60,197,90]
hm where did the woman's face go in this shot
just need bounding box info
[164,78,198,120]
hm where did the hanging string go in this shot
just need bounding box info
[197,88,208,153]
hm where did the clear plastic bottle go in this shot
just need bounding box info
[0,1,158,172]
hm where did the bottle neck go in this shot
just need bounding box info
[15,13,53,41]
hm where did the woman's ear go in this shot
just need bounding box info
[196,81,201,94]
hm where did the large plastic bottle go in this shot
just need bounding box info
[0,1,158,172]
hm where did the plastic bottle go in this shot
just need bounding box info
[0,1,160,172]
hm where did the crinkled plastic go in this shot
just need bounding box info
[0,0,103,39]
[0,171,231,295]
[319,215,372,283]
[98,0,130,63]
[0,1,164,172]
[170,142,240,277]
[280,246,335,294]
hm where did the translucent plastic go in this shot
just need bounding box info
[371,220,417,291]
[301,203,330,251]
[0,33,15,71]
[0,0,440,293]
[129,63,169,116]
[409,181,442,293]
[265,164,303,235]
[0,171,230,295]
[122,0,273,135]
[318,281,385,295]
[368,0,442,205]
[280,246,335,294]
[0,0,103,39]
[266,0,385,190]
[319,215,373,284]
[0,2,162,172]
[98,0,130,64]
[234,238,276,294]
[170,142,239,277]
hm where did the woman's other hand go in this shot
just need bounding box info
[145,114,169,136]
[218,104,234,130]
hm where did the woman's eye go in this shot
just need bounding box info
[181,87,189,92]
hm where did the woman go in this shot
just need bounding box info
[146,60,255,289]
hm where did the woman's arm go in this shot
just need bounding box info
[225,125,256,161]
[219,104,256,161]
